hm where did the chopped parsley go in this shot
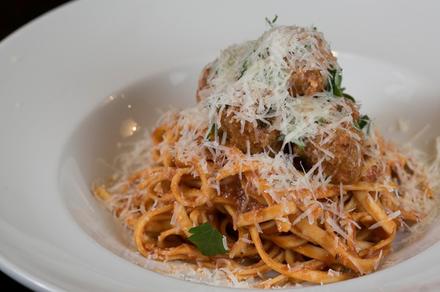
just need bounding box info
[342,92,355,102]
[188,223,228,256]
[317,117,327,125]
[204,123,217,141]
[328,69,356,102]
[355,115,371,133]
[237,59,248,80]
[265,15,278,28]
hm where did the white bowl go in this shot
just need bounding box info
[1,0,440,291]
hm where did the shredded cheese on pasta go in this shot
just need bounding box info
[92,25,438,288]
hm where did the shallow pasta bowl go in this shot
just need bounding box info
[1,0,440,291]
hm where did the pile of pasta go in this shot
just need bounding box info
[94,111,435,287]
[93,24,438,288]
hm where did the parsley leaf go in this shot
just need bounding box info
[188,223,228,256]
[317,117,327,125]
[342,93,356,102]
[237,59,248,80]
[328,69,356,102]
[355,115,371,133]
[265,14,278,27]
[204,123,217,141]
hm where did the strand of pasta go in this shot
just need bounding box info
[249,226,351,283]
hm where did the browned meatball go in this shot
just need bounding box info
[360,157,384,183]
[289,69,326,97]
[293,99,364,184]
[298,126,364,184]
[219,110,282,154]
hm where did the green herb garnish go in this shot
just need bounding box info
[355,115,371,133]
[188,223,228,256]
[265,15,278,27]
[205,123,217,141]
[237,59,248,80]
[328,69,356,102]
[317,117,327,125]
[342,93,355,102]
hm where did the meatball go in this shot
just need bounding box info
[219,110,282,154]
[289,69,326,97]
[292,99,364,184]
[297,126,364,184]
[195,28,361,178]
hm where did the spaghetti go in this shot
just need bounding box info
[93,25,437,287]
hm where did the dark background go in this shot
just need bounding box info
[0,2,72,290]
[0,1,70,41]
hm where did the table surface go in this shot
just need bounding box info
[0,2,72,289]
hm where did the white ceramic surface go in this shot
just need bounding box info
[1,0,440,291]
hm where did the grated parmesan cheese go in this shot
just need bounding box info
[368,210,401,230]
[199,26,355,147]
[222,235,229,251]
